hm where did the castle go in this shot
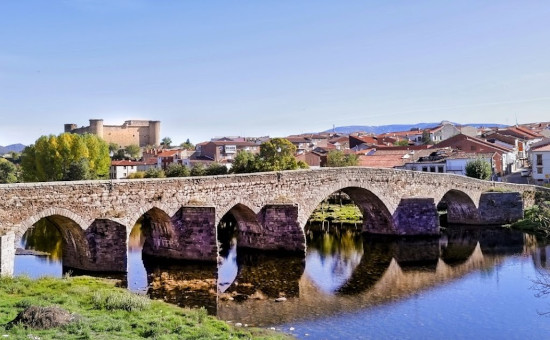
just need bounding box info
[64,119,160,147]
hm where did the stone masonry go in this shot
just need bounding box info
[0,167,547,274]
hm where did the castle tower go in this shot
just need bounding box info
[149,120,161,146]
[64,124,77,133]
[89,119,104,139]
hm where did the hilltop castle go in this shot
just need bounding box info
[64,119,160,147]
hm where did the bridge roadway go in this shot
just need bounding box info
[0,167,545,275]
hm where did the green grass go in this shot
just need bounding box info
[0,276,291,340]
[308,203,362,223]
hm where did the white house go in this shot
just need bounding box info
[530,141,550,184]
[110,160,140,179]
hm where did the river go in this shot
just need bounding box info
[15,222,550,339]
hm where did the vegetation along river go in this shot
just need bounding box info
[14,215,550,339]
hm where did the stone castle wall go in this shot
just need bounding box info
[64,119,160,147]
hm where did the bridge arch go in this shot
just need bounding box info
[126,203,176,235]
[19,207,89,240]
[438,189,480,225]
[302,186,395,234]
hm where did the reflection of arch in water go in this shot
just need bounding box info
[143,254,218,314]
[335,238,394,295]
[304,187,395,234]
[223,249,305,299]
[438,190,480,225]
[304,230,364,293]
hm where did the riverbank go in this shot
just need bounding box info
[0,275,291,339]
[308,203,362,224]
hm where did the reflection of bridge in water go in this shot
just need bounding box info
[140,226,538,326]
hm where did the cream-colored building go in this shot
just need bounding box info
[65,119,160,147]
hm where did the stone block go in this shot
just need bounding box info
[0,232,15,276]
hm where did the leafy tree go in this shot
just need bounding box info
[20,133,110,182]
[256,138,299,171]
[0,158,18,183]
[206,163,228,176]
[125,144,141,160]
[144,167,165,178]
[180,139,195,150]
[161,137,172,148]
[112,149,127,160]
[165,163,190,177]
[127,171,146,179]
[326,150,359,167]
[231,150,258,174]
[297,160,309,169]
[421,129,433,145]
[190,163,206,176]
[465,158,492,180]
[65,159,90,181]
[108,142,119,153]
[394,139,410,146]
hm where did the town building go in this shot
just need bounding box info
[65,119,160,147]
[530,139,550,184]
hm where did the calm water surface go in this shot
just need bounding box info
[16,224,550,339]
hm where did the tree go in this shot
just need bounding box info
[65,159,90,181]
[394,139,409,146]
[326,150,359,167]
[144,167,165,178]
[125,144,141,160]
[256,138,299,171]
[465,158,492,180]
[421,130,434,145]
[231,150,258,174]
[180,139,195,150]
[161,137,172,148]
[20,133,110,182]
[190,163,206,176]
[165,163,190,177]
[108,142,119,153]
[0,158,18,183]
[206,163,228,176]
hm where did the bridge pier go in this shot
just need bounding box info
[478,192,523,225]
[393,198,440,235]
[238,204,305,253]
[143,206,218,262]
[0,233,15,276]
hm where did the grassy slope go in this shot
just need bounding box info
[0,276,291,340]
[308,203,362,223]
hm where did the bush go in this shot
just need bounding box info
[91,291,151,312]
[165,163,190,177]
[144,168,165,178]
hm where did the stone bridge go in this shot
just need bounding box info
[0,167,545,275]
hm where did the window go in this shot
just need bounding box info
[538,167,543,174]
[537,154,543,166]
[470,145,476,151]
[422,167,428,172]
[438,166,444,173]
[430,166,436,172]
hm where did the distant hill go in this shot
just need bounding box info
[0,144,26,154]
[324,122,509,135]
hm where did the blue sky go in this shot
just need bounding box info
[1,1,550,146]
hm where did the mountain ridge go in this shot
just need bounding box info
[324,122,508,135]
[0,144,26,154]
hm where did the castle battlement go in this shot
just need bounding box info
[64,119,160,147]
